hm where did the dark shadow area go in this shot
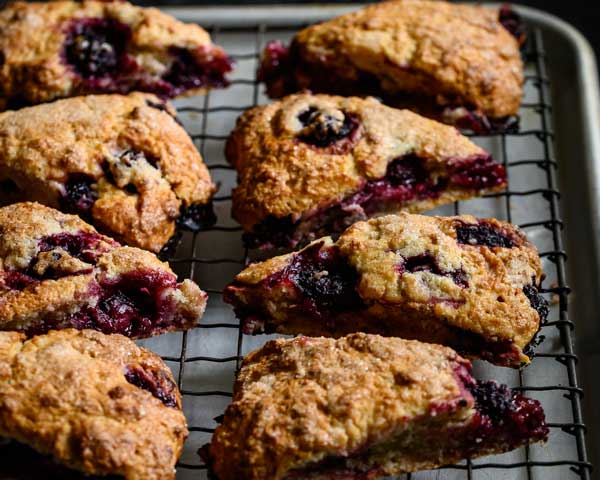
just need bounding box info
[0,441,121,480]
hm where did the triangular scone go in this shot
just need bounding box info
[227,93,506,249]
[0,329,188,480]
[224,213,547,367]
[0,203,206,338]
[0,93,216,252]
[206,334,548,480]
[258,1,524,132]
[0,0,232,109]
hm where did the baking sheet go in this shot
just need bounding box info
[131,6,594,479]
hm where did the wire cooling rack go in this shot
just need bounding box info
[135,23,592,480]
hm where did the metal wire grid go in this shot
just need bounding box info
[146,21,592,480]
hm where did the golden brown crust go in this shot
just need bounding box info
[284,0,523,118]
[226,213,544,366]
[0,202,207,336]
[0,92,215,252]
[228,93,501,235]
[0,329,188,480]
[209,334,472,480]
[0,0,229,108]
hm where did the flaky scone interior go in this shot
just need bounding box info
[0,92,216,252]
[0,329,188,480]
[0,203,207,338]
[257,1,525,133]
[206,334,548,480]
[224,213,548,367]
[227,93,506,249]
[0,0,233,109]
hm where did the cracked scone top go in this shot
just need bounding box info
[207,334,548,480]
[227,93,506,249]
[258,1,524,132]
[0,329,188,480]
[0,0,232,109]
[0,202,207,337]
[224,213,548,367]
[0,92,216,252]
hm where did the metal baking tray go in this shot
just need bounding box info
[132,4,599,480]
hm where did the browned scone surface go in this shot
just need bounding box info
[0,329,188,480]
[224,213,547,367]
[259,0,523,121]
[0,202,207,338]
[207,334,548,480]
[228,93,505,248]
[0,0,232,109]
[0,92,216,252]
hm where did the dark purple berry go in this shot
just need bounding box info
[158,231,183,261]
[523,284,549,323]
[38,232,113,264]
[243,215,296,250]
[450,155,506,189]
[385,154,429,187]
[499,5,527,44]
[66,270,178,338]
[297,107,358,148]
[283,243,364,313]
[2,271,38,291]
[399,253,468,288]
[469,380,515,424]
[161,47,233,97]
[63,176,97,213]
[177,203,217,231]
[124,364,178,408]
[63,18,131,78]
[456,222,515,248]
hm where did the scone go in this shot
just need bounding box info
[224,213,548,367]
[0,0,233,109]
[0,202,207,338]
[227,93,506,249]
[0,329,188,480]
[205,334,548,480]
[0,92,216,252]
[258,1,524,133]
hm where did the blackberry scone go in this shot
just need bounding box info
[0,0,232,109]
[0,202,206,338]
[258,1,524,133]
[0,329,188,480]
[224,213,548,367]
[0,92,216,252]
[227,93,506,249]
[205,334,548,480]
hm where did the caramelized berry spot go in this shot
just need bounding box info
[124,364,178,408]
[297,107,358,148]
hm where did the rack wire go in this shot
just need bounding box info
[144,21,593,480]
